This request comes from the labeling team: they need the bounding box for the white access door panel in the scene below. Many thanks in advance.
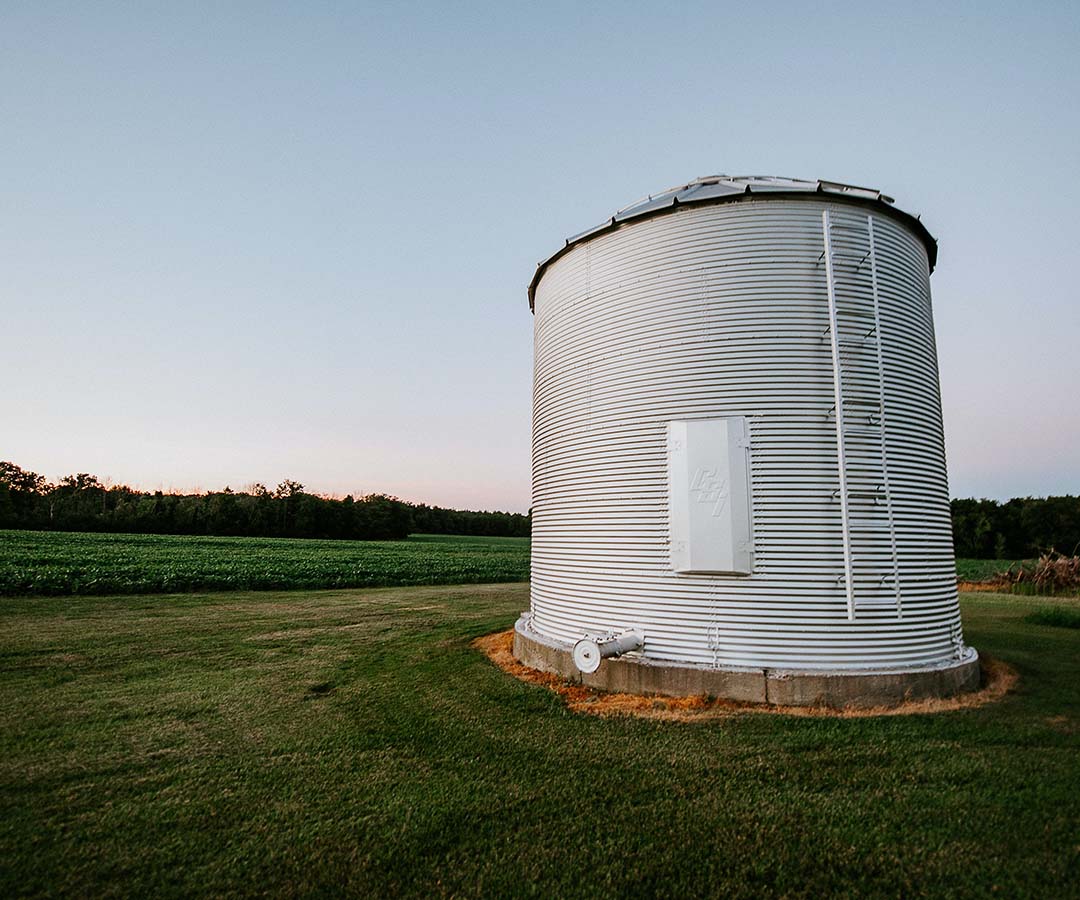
[668,418,753,575]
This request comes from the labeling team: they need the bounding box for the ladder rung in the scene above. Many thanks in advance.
[844,425,882,435]
[827,399,881,416]
[830,253,872,271]
[840,332,879,345]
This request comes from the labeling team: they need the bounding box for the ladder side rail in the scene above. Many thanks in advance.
[867,216,903,615]
[822,209,856,620]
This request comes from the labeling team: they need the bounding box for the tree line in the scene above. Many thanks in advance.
[0,462,529,542]
[950,496,1080,560]
[3,461,1076,557]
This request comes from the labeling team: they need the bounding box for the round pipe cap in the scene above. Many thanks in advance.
[572,638,601,674]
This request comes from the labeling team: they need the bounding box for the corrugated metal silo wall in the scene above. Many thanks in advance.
[529,198,963,670]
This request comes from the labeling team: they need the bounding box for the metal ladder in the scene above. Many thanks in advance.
[821,209,902,619]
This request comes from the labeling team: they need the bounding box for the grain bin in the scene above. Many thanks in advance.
[514,175,979,708]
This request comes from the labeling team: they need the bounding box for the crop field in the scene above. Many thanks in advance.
[0,530,530,596]
[954,557,1022,582]
[0,528,1029,599]
[1,584,1078,897]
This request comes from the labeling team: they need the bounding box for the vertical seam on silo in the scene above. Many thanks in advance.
[586,360,592,433]
[699,266,708,340]
[585,240,591,300]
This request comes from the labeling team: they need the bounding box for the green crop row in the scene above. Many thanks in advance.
[0,530,531,596]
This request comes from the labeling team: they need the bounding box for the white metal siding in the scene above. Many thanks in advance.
[529,198,964,671]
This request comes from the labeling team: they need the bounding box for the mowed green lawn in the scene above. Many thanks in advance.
[0,530,530,596]
[1,585,1078,897]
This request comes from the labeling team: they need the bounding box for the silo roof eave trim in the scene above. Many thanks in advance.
[527,180,938,311]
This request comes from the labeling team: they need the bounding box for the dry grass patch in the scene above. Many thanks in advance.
[960,551,1080,596]
[474,629,1016,720]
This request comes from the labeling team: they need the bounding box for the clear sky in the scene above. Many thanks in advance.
[3,1,1078,512]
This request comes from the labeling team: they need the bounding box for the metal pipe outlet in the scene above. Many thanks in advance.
[572,629,644,674]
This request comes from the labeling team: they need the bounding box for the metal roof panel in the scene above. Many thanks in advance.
[528,175,937,308]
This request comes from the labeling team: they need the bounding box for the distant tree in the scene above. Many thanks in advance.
[0,483,15,527]
[0,461,48,495]
[950,496,1080,559]
[0,460,531,541]
[207,491,242,535]
[274,480,304,534]
[274,480,304,498]
[0,462,50,526]
[58,473,104,492]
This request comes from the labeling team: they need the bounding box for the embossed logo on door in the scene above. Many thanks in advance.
[690,466,728,517]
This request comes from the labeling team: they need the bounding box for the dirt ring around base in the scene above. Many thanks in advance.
[473,629,1017,720]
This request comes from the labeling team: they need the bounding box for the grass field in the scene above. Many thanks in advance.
[0,530,530,596]
[2,584,1078,897]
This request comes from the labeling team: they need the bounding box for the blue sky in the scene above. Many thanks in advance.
[2,2,1078,512]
